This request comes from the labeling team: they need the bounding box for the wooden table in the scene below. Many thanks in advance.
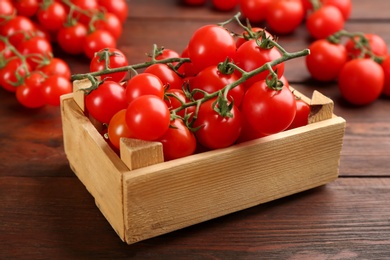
[1,0,390,258]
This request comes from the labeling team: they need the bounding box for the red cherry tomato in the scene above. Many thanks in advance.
[13,0,39,17]
[15,71,46,108]
[338,58,384,105]
[85,80,128,123]
[16,36,53,69]
[323,0,352,20]
[41,75,72,106]
[380,55,390,97]
[144,63,184,90]
[107,109,133,150]
[125,95,171,141]
[90,48,128,83]
[345,33,388,59]
[193,99,242,150]
[305,39,348,81]
[125,73,165,103]
[0,0,15,24]
[239,0,271,23]
[83,30,117,59]
[0,58,30,92]
[266,0,305,35]
[164,88,189,118]
[97,0,129,23]
[71,0,99,25]
[36,1,67,32]
[287,98,310,130]
[57,22,88,55]
[93,12,122,40]
[241,80,296,135]
[212,0,238,11]
[39,58,72,80]
[187,25,236,74]
[158,119,197,161]
[236,27,272,48]
[0,15,36,46]
[306,5,344,40]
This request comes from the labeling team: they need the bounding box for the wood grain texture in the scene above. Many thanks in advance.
[1,0,390,258]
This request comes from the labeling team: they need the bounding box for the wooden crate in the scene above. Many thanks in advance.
[60,79,346,244]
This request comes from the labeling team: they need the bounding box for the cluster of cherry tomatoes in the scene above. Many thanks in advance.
[0,0,128,108]
[80,23,310,161]
[306,32,390,106]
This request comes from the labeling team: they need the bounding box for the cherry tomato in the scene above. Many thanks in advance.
[345,33,388,59]
[178,46,197,78]
[164,88,189,117]
[236,27,272,48]
[236,114,266,143]
[188,25,236,74]
[380,55,390,97]
[71,0,99,25]
[97,0,129,23]
[0,40,14,60]
[158,119,197,161]
[41,75,72,106]
[16,36,53,69]
[239,0,271,23]
[125,73,165,103]
[193,99,242,150]
[306,5,344,40]
[90,48,128,83]
[144,63,184,90]
[36,1,67,32]
[212,0,238,11]
[235,39,284,89]
[0,15,36,46]
[287,98,310,130]
[107,109,133,150]
[83,29,117,59]
[189,65,245,107]
[57,22,88,55]
[338,58,384,105]
[241,80,296,135]
[0,0,15,24]
[13,0,39,17]
[15,71,46,108]
[39,58,72,80]
[154,48,180,61]
[0,58,30,92]
[305,39,348,81]
[323,0,352,20]
[266,0,305,34]
[85,80,128,123]
[93,12,122,40]
[125,95,171,141]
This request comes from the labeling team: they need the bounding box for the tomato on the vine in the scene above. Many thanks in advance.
[287,98,310,130]
[15,71,46,108]
[0,15,36,46]
[70,0,99,25]
[90,48,128,83]
[125,95,171,141]
[144,63,184,90]
[57,22,88,55]
[125,73,165,103]
[323,0,352,20]
[93,12,123,40]
[158,118,197,161]
[338,58,384,105]
[239,0,271,23]
[0,0,15,24]
[107,109,133,150]
[83,29,117,59]
[266,0,305,35]
[85,80,128,123]
[305,39,348,81]
[39,57,72,80]
[235,27,272,48]
[41,75,73,106]
[0,58,30,92]
[97,0,128,23]
[16,35,53,70]
[344,33,388,59]
[36,1,67,32]
[13,0,39,18]
[306,5,344,39]
[193,99,242,150]
[241,80,296,135]
[164,88,189,117]
[212,0,238,11]
[187,25,236,74]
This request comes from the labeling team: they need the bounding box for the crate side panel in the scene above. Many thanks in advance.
[61,97,127,240]
[123,117,346,244]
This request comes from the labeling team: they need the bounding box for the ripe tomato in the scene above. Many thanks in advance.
[15,71,46,108]
[323,0,352,20]
[236,27,272,48]
[345,33,388,59]
[164,88,189,117]
[0,15,36,46]
[154,48,180,61]
[39,58,72,80]
[57,22,88,55]
[266,0,305,34]
[305,39,348,81]
[83,29,117,59]
[189,65,245,107]
[97,0,128,23]
[158,119,197,161]
[107,109,133,150]
[90,48,128,83]
[144,63,184,90]
[212,0,238,11]
[235,39,284,89]
[0,58,30,92]
[338,58,384,105]
[239,0,271,23]
[306,5,344,39]
[36,1,67,32]
[41,75,72,106]
[125,73,165,103]
[241,80,296,135]
[0,0,15,24]
[380,55,390,97]
[125,95,171,141]
[85,80,128,123]
[71,0,99,25]
[16,36,53,69]
[0,40,14,60]
[93,12,122,40]
[13,0,39,17]
[193,99,242,150]
[287,98,310,130]
[187,25,236,74]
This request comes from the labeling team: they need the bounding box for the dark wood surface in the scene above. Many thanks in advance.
[1,0,390,259]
